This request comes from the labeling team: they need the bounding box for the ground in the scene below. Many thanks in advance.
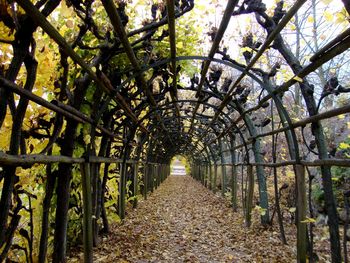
[69,175,302,262]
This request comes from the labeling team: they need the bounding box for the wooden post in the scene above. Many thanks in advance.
[231,140,238,211]
[209,164,212,190]
[157,164,161,187]
[154,164,158,189]
[90,162,98,246]
[201,164,204,184]
[80,162,93,263]
[205,164,208,187]
[220,139,227,197]
[159,164,162,183]
[197,165,199,180]
[232,164,238,211]
[163,164,166,181]
[296,164,307,263]
[154,164,158,188]
[221,164,226,197]
[157,164,160,187]
[118,162,127,219]
[133,162,138,208]
[150,164,154,193]
[213,164,218,193]
[245,165,254,227]
[160,164,163,183]
[166,164,168,179]
[143,164,148,200]
[241,164,245,215]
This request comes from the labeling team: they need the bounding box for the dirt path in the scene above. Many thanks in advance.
[70,175,295,262]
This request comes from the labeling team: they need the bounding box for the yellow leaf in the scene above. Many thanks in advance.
[60,1,73,18]
[254,205,267,216]
[84,134,91,145]
[338,114,345,119]
[289,207,296,213]
[59,24,68,35]
[286,170,294,178]
[339,142,350,150]
[301,217,316,223]
[336,8,348,24]
[324,10,333,22]
[241,46,253,52]
[176,42,183,49]
[293,76,303,82]
[0,22,14,41]
[307,16,314,23]
[321,0,333,4]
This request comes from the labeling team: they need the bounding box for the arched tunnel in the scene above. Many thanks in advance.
[0,0,350,262]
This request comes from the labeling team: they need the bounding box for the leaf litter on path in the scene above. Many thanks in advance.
[69,175,296,262]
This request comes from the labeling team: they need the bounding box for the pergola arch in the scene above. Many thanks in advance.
[135,100,250,163]
[0,0,349,262]
[114,55,300,164]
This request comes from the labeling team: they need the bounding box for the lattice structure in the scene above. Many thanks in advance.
[0,0,350,262]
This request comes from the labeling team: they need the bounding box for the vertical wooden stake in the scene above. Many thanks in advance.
[160,164,163,183]
[230,142,237,211]
[198,165,200,180]
[133,163,138,208]
[205,164,208,188]
[118,162,127,219]
[202,165,205,184]
[201,165,204,184]
[245,165,254,227]
[154,164,158,189]
[198,165,200,181]
[232,164,238,211]
[221,164,226,197]
[150,164,154,193]
[220,139,227,196]
[213,164,218,193]
[157,164,161,187]
[80,162,93,263]
[296,164,307,263]
[209,165,212,190]
[143,164,148,200]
